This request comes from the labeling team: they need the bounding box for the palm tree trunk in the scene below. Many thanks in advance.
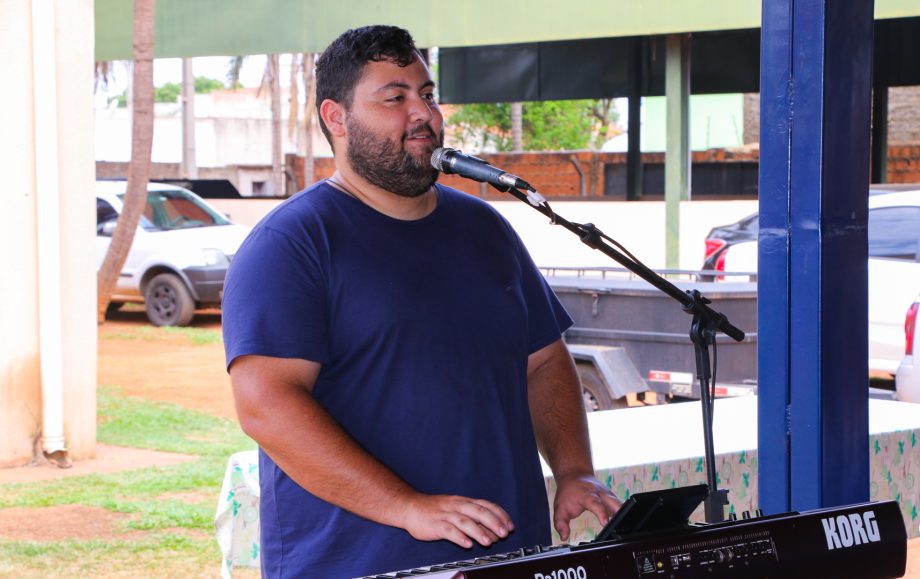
[269,54,283,195]
[302,52,315,187]
[96,0,156,324]
[511,102,523,151]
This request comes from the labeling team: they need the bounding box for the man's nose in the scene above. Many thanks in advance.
[409,95,434,123]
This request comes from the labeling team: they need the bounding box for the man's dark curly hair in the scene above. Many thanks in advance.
[315,25,422,147]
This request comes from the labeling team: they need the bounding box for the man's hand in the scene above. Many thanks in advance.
[400,494,515,549]
[552,473,622,542]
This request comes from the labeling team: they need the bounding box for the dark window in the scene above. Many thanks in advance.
[96,198,118,233]
[868,206,920,260]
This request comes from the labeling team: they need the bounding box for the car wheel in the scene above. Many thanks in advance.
[144,273,195,327]
[576,361,628,412]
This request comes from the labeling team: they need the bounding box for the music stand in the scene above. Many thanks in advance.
[595,484,710,542]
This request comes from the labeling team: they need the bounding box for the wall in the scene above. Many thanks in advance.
[889,87,920,144]
[291,149,763,199]
[208,194,758,271]
[888,145,920,182]
[94,98,333,169]
[102,142,920,208]
[743,86,920,149]
[1,0,97,466]
[97,161,276,198]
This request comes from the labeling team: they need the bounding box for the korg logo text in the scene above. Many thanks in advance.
[821,510,881,550]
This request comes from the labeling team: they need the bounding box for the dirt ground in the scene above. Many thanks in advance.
[0,309,234,545]
[98,308,237,420]
[2,309,920,576]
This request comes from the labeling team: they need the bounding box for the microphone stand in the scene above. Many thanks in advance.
[497,184,741,523]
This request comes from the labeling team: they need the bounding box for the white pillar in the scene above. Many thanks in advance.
[0,0,97,467]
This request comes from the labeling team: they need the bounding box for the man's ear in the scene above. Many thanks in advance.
[319,99,347,139]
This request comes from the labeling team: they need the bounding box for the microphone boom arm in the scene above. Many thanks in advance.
[498,183,742,523]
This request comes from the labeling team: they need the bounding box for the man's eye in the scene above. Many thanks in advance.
[423,93,436,102]
[386,95,405,103]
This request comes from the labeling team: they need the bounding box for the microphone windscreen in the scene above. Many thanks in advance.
[430,147,449,171]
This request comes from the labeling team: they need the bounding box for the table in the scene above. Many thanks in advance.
[215,396,920,574]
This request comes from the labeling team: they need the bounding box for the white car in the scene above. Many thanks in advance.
[96,180,251,326]
[710,189,920,376]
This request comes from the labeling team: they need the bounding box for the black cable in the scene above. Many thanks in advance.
[710,336,718,425]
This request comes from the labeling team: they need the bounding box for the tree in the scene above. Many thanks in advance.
[302,52,317,187]
[155,82,181,103]
[195,76,225,93]
[288,53,317,186]
[151,76,224,103]
[267,54,283,196]
[110,75,224,107]
[449,99,619,151]
[227,55,285,195]
[97,0,156,324]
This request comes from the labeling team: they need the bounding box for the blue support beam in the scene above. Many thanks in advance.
[758,0,874,514]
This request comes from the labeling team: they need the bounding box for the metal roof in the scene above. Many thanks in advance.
[94,0,920,60]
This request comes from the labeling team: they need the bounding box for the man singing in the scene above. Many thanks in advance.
[222,24,621,578]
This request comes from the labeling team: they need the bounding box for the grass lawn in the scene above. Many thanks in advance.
[0,387,257,578]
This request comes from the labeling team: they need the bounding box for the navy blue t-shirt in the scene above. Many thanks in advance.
[222,181,572,578]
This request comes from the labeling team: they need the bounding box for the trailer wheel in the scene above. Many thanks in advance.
[576,361,628,412]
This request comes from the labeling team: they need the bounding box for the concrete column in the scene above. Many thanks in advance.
[665,34,691,269]
[626,37,644,201]
[0,0,97,467]
[870,86,888,184]
[181,57,198,179]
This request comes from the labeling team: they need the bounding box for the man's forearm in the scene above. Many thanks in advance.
[230,355,514,549]
[241,377,419,529]
[527,340,622,540]
[527,339,595,478]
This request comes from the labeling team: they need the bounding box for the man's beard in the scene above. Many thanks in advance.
[345,116,443,198]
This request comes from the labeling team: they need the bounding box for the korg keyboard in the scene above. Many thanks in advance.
[360,499,907,579]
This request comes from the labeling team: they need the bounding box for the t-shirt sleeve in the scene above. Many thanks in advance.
[222,225,330,369]
[512,229,574,354]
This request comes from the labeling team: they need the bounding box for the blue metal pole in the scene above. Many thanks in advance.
[758,0,873,514]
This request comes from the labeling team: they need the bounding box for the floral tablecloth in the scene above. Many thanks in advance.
[215,403,920,574]
[215,450,260,578]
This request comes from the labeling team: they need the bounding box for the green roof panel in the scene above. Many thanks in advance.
[95,0,920,61]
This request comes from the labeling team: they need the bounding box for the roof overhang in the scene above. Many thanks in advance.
[94,0,920,60]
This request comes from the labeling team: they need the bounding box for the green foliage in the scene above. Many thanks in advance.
[151,76,227,103]
[450,103,512,151]
[449,99,619,151]
[194,76,225,94]
[111,76,225,108]
[155,82,182,103]
[522,100,595,151]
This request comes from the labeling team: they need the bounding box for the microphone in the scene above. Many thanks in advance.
[431,147,546,206]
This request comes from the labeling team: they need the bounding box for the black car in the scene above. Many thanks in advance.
[702,185,920,274]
